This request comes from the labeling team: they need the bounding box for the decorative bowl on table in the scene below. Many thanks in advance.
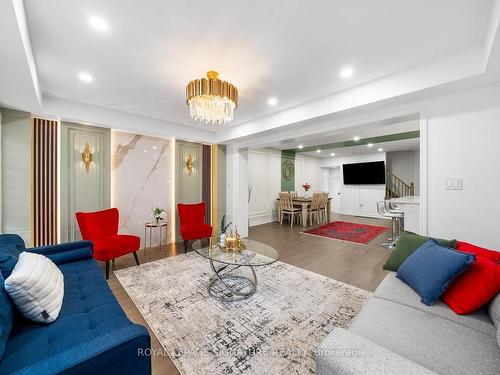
[222,231,246,252]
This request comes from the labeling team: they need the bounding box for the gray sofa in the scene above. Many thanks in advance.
[317,272,500,375]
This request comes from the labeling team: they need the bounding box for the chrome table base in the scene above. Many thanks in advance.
[208,260,257,302]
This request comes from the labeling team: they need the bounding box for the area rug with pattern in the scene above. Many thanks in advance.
[115,252,371,374]
[302,220,388,244]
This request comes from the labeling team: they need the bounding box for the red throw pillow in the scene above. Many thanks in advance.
[456,241,500,263]
[442,255,500,314]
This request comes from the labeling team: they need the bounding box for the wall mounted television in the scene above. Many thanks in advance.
[342,161,386,185]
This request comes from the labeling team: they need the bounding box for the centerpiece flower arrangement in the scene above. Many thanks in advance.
[302,182,311,196]
[152,207,166,224]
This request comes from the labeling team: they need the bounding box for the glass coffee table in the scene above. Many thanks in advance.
[193,237,280,302]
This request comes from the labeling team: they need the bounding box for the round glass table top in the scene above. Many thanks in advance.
[193,237,280,267]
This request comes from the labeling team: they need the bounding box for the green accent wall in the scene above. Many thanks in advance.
[281,150,295,192]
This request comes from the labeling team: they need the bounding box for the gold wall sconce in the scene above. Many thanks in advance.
[81,143,93,173]
[186,154,193,175]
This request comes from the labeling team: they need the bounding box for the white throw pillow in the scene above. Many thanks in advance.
[4,252,64,323]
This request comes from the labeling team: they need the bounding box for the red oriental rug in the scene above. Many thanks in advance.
[301,221,388,245]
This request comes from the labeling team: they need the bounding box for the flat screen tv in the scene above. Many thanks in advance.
[342,161,386,185]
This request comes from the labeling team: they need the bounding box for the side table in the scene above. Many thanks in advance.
[143,221,168,252]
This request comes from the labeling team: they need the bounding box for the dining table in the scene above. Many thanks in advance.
[276,196,332,226]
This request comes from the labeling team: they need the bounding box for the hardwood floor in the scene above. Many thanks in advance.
[106,213,392,375]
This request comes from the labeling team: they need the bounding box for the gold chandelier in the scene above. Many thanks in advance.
[186,71,238,125]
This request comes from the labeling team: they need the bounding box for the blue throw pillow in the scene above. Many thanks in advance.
[0,273,14,360]
[397,239,475,305]
[0,234,25,279]
[0,245,21,279]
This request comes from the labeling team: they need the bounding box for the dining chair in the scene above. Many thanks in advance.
[319,195,328,223]
[307,195,322,225]
[279,193,301,227]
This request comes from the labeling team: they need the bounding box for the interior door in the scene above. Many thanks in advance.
[330,167,341,212]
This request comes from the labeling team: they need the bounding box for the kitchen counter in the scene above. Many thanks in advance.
[390,196,420,233]
[390,196,420,205]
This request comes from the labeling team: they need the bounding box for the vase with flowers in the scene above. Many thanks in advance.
[302,182,311,197]
[152,207,166,225]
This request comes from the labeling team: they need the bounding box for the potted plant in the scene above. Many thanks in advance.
[152,207,166,224]
[302,182,311,197]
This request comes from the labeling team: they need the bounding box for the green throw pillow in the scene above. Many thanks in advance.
[383,231,457,272]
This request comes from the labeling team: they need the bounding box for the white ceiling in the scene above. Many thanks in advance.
[261,118,420,158]
[300,138,420,159]
[271,118,419,150]
[23,0,493,131]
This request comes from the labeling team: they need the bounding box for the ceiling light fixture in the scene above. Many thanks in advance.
[267,97,278,106]
[353,136,360,141]
[316,149,321,153]
[298,145,304,149]
[186,71,238,125]
[89,16,108,32]
[78,72,94,83]
[378,148,383,152]
[339,67,354,79]
[330,153,335,156]
[367,143,373,147]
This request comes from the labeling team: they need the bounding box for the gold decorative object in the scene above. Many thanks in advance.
[223,229,246,252]
[186,154,193,175]
[186,71,238,125]
[81,143,93,173]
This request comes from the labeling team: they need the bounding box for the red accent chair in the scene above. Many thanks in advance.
[75,208,140,279]
[178,202,213,253]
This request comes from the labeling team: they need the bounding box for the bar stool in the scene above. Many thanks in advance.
[384,201,404,237]
[376,201,403,249]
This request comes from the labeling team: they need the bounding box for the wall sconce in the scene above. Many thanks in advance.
[186,154,193,175]
[81,143,93,173]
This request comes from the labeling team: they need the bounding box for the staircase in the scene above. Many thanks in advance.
[386,172,414,199]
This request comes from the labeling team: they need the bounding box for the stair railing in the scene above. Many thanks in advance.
[386,172,414,199]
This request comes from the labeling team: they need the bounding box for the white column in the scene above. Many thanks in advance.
[226,145,249,237]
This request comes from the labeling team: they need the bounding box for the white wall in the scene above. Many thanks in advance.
[426,82,500,249]
[386,150,420,194]
[247,150,321,226]
[295,154,321,194]
[226,145,249,236]
[1,109,32,245]
[321,153,387,218]
[248,149,281,226]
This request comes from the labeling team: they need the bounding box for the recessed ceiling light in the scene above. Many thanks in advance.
[143,150,148,153]
[298,145,304,149]
[330,153,335,156]
[367,143,373,147]
[78,72,94,83]
[339,67,354,79]
[378,148,383,152]
[353,136,360,141]
[267,97,278,106]
[316,149,321,153]
[89,16,108,32]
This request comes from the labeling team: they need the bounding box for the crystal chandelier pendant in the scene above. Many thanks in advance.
[186,71,238,125]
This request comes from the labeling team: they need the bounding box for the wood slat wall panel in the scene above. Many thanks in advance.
[33,118,58,246]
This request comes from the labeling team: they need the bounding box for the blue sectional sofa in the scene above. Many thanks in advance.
[0,234,151,375]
